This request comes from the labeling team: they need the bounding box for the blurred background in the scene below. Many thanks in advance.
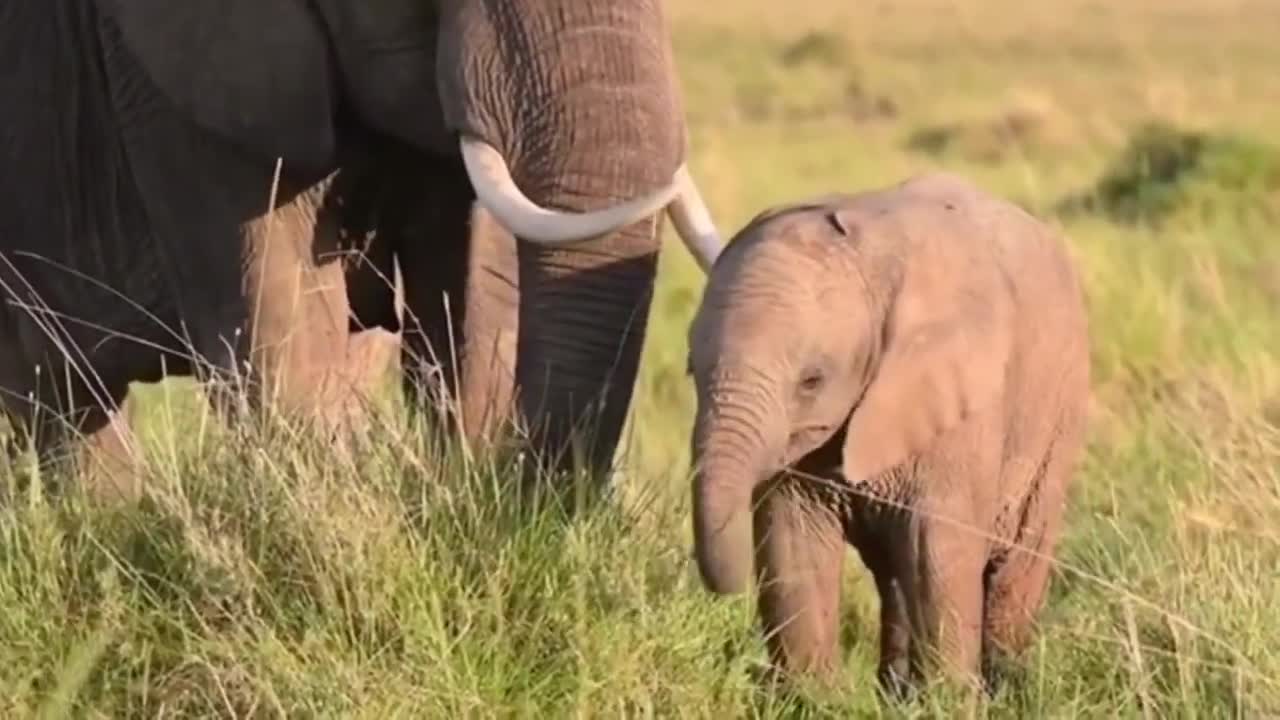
[9,0,1280,714]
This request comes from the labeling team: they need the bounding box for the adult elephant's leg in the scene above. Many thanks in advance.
[513,217,660,482]
[75,395,142,501]
[238,171,370,432]
[398,157,518,447]
[6,372,141,504]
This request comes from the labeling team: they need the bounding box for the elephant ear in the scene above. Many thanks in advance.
[100,0,337,172]
[841,268,1013,484]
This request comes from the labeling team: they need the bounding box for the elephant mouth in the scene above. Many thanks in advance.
[458,135,723,270]
[786,423,837,460]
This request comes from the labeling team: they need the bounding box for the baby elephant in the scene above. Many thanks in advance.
[687,172,1090,691]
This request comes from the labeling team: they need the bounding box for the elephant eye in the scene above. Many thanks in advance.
[798,369,824,393]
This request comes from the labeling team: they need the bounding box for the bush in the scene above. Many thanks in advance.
[1060,122,1280,225]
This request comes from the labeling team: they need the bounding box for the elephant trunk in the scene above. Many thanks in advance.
[437,0,720,243]
[691,393,785,594]
[439,0,722,266]
[437,0,721,476]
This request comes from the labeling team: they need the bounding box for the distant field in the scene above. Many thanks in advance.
[4,1,1280,715]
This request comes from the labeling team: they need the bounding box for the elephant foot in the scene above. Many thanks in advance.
[328,327,401,430]
[1,399,145,507]
[75,401,145,506]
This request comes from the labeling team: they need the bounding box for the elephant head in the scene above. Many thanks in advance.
[101,0,721,473]
[686,192,1011,593]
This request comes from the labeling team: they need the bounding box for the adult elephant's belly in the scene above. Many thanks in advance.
[0,0,217,415]
[0,232,191,412]
[0,0,369,444]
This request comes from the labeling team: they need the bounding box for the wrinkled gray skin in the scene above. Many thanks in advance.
[687,173,1090,691]
[1,0,702,496]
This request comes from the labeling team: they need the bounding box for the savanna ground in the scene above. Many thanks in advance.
[4,0,1280,716]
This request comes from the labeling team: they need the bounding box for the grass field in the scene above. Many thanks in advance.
[5,0,1280,715]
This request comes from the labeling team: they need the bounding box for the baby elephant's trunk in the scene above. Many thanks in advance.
[691,398,784,594]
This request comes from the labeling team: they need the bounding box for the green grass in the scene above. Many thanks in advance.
[1055,121,1280,226]
[6,0,1280,715]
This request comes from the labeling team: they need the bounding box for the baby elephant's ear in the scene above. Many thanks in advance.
[842,288,1012,484]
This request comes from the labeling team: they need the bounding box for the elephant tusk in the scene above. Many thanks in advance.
[460,136,681,245]
[665,166,723,273]
[460,137,725,266]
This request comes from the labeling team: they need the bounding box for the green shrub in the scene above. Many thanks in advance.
[1061,122,1280,224]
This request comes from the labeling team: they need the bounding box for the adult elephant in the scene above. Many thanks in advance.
[0,0,721,497]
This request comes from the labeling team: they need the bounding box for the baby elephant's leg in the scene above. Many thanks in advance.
[984,427,1081,677]
[753,476,846,679]
[849,524,913,694]
[982,531,1057,682]
[984,486,1068,663]
[906,506,988,688]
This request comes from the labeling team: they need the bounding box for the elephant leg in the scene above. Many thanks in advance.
[849,520,913,694]
[983,488,1069,671]
[904,508,988,689]
[3,375,140,504]
[981,542,1055,684]
[398,157,518,447]
[513,218,660,482]
[985,421,1081,665]
[238,171,368,432]
[753,476,846,680]
[874,567,913,695]
[74,395,142,502]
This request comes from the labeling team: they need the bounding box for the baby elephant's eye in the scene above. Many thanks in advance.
[798,370,824,393]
